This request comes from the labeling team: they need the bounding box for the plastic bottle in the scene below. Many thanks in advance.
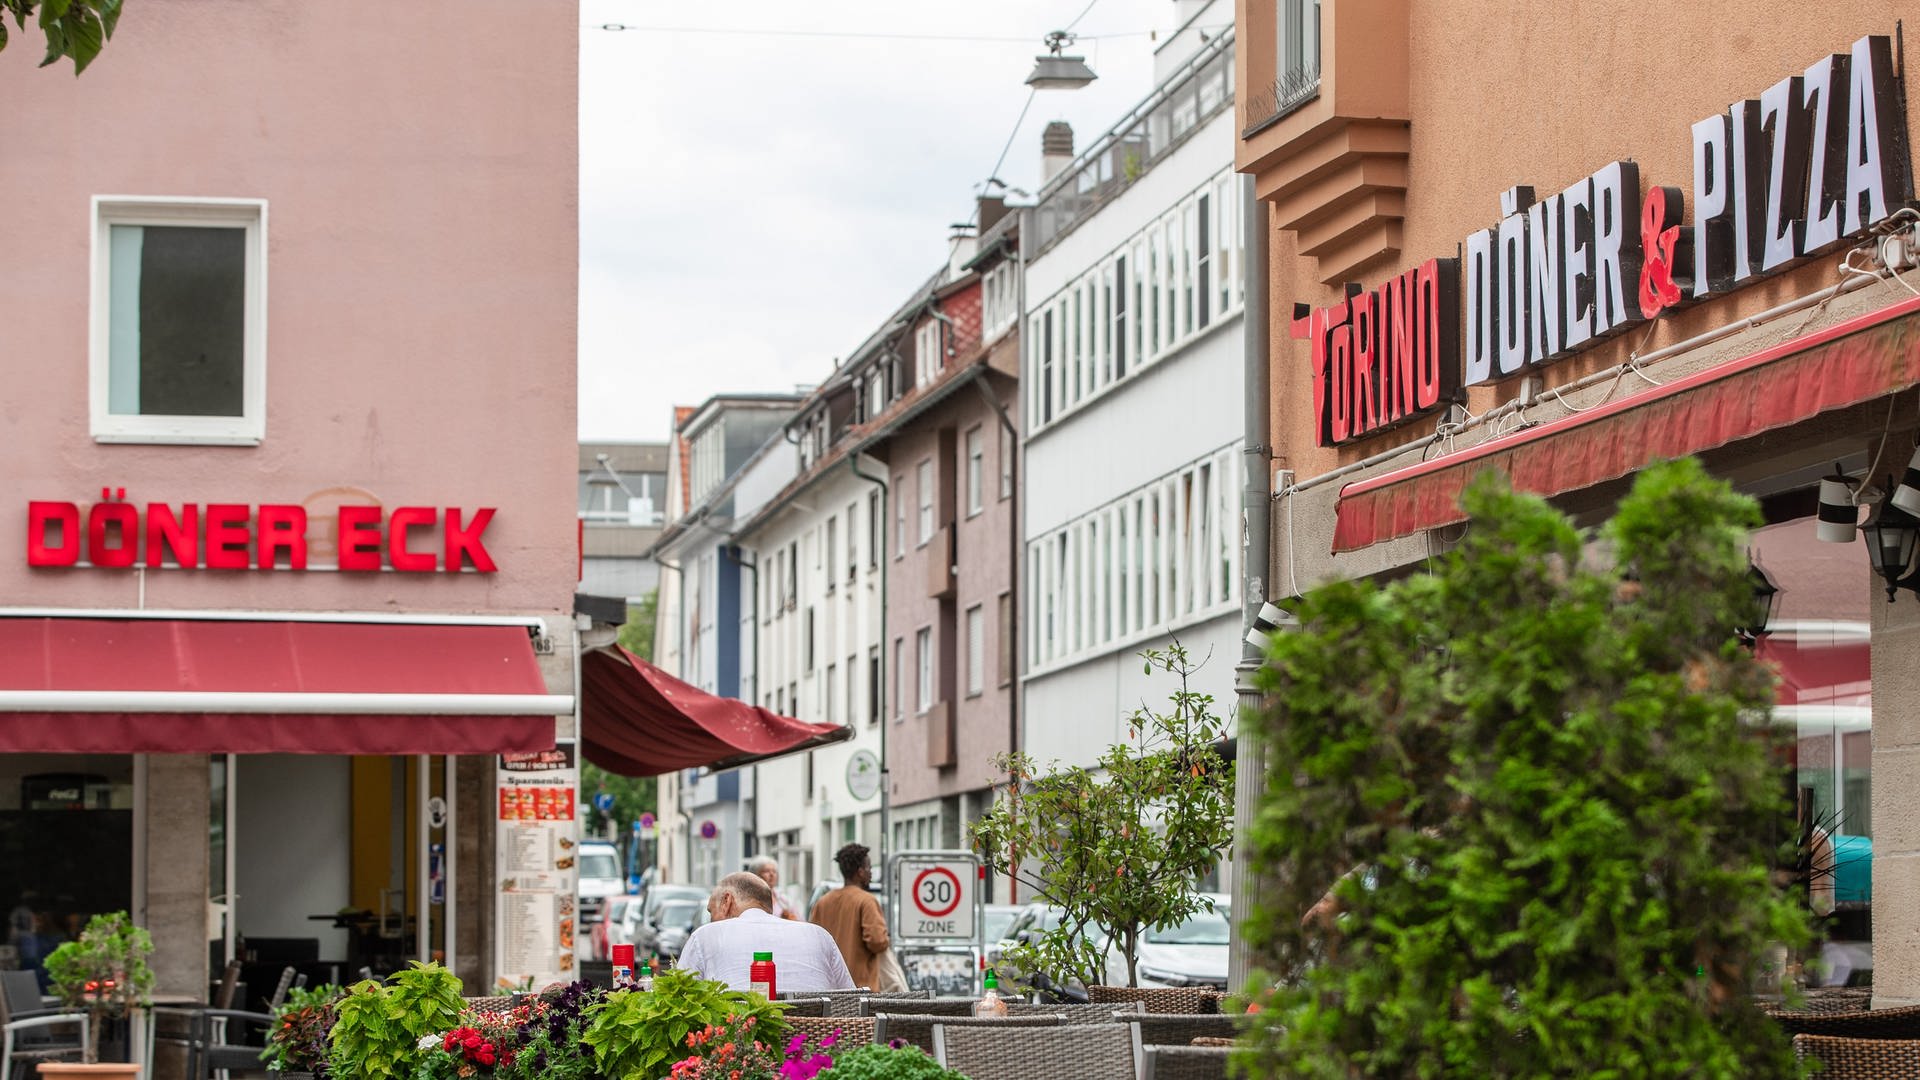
[974,968,1008,1017]
[749,951,777,1000]
[610,943,635,990]
[636,956,654,992]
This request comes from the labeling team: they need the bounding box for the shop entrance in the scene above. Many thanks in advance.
[211,753,457,1005]
[0,753,135,989]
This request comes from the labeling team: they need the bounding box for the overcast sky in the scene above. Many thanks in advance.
[577,0,1214,442]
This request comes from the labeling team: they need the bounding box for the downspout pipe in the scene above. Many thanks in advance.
[847,454,892,853]
[1228,173,1272,991]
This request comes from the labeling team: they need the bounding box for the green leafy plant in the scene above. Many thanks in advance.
[260,982,344,1075]
[42,910,154,1063]
[819,1043,968,1080]
[0,0,122,74]
[327,962,464,1080]
[1241,459,1811,1078]
[579,968,785,1080]
[970,642,1233,990]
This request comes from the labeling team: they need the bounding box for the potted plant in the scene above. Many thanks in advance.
[579,968,786,1080]
[260,983,343,1079]
[325,962,463,1080]
[39,911,154,1078]
[816,1042,970,1080]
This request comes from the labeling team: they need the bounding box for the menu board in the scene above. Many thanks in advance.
[494,744,578,990]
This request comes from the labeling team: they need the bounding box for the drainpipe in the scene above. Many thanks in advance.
[731,545,760,860]
[1228,173,1272,991]
[847,454,892,854]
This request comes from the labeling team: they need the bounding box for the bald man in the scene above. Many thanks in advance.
[676,872,854,993]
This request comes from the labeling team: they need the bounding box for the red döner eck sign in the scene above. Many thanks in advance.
[27,491,498,572]
[1298,32,1912,447]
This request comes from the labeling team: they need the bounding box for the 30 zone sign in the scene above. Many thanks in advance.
[901,859,973,941]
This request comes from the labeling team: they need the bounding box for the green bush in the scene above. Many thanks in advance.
[327,962,463,1080]
[820,1043,969,1080]
[578,967,785,1080]
[1242,459,1811,1078]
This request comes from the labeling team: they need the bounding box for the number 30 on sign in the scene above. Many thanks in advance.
[903,860,973,940]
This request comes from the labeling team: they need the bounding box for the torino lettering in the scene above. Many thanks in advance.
[26,492,497,572]
[1291,257,1460,447]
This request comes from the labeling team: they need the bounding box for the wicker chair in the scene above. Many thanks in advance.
[1793,1034,1920,1078]
[1767,1002,1920,1039]
[1086,986,1219,1014]
[463,995,514,1013]
[1761,986,1875,1015]
[876,1012,1065,1055]
[1142,1045,1234,1080]
[858,997,981,1018]
[1007,1001,1145,1021]
[934,1021,1138,1080]
[1131,1014,1239,1047]
[786,1015,876,1049]
[781,997,831,1018]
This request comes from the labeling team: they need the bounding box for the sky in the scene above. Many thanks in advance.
[577,0,1217,442]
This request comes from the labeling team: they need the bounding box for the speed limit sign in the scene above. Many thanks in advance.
[891,852,978,943]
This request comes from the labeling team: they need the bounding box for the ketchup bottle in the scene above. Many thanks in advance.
[610,943,636,990]
[749,951,777,1000]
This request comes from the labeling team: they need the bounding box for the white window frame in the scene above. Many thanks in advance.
[965,426,984,517]
[91,196,269,445]
[917,459,934,545]
[916,626,934,713]
[894,475,906,558]
[999,423,1014,500]
[915,320,943,388]
[965,604,985,697]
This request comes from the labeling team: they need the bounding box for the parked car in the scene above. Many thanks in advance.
[652,898,710,959]
[982,904,1023,950]
[577,840,626,940]
[984,902,1078,1000]
[592,895,637,961]
[629,884,707,961]
[1100,895,1231,990]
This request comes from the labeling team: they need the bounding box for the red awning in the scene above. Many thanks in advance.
[0,616,565,754]
[1333,294,1920,553]
[580,644,852,776]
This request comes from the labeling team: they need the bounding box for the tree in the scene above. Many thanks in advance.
[2,0,123,74]
[617,589,657,661]
[1241,459,1810,1078]
[970,642,1233,990]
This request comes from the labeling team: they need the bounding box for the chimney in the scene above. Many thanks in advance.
[948,223,979,280]
[1042,121,1075,184]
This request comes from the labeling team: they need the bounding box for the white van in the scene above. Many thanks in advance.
[577,840,626,958]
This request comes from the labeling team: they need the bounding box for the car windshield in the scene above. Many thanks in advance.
[984,908,1019,943]
[659,901,702,927]
[1145,908,1230,946]
[580,853,620,880]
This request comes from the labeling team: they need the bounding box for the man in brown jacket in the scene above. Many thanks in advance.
[809,843,889,990]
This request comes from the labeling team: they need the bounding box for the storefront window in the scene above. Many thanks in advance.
[1753,518,1871,986]
[0,754,134,988]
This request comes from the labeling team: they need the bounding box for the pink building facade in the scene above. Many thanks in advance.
[0,2,578,1005]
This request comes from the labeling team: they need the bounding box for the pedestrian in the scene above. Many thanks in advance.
[746,855,798,920]
[677,872,854,993]
[809,843,890,991]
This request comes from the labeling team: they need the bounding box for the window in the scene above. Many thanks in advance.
[789,681,798,719]
[966,604,985,696]
[892,637,904,720]
[825,663,837,724]
[1275,0,1322,111]
[804,607,816,668]
[869,491,882,568]
[917,460,934,545]
[868,646,881,726]
[868,367,887,418]
[825,516,838,594]
[916,627,934,712]
[894,475,906,558]
[965,427,984,517]
[998,591,1014,686]
[846,658,857,729]
[847,502,860,582]
[999,424,1014,499]
[92,198,267,445]
[915,320,943,388]
[983,262,1017,335]
[786,542,798,607]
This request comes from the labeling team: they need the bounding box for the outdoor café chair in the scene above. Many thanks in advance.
[1142,1045,1234,1080]
[934,1021,1138,1080]
[858,996,979,1018]
[781,997,832,1018]
[876,1011,1065,1054]
[1086,985,1219,1015]
[1793,1034,1920,1078]
[1767,1001,1920,1039]
[1006,1001,1143,1021]
[786,1015,876,1049]
[0,970,88,1080]
[1131,1013,1239,1047]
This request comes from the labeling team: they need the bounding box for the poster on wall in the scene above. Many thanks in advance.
[494,743,578,990]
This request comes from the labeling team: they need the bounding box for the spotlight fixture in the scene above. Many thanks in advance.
[1245,601,1296,651]
[1892,446,1920,515]
[1816,471,1857,543]
[1026,30,1098,90]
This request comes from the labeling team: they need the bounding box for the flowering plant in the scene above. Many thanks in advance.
[667,1014,839,1080]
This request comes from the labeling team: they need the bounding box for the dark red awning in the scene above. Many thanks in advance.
[1334,294,1920,553]
[0,617,565,754]
[580,644,851,776]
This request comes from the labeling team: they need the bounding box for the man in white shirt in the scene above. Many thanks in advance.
[677,872,855,993]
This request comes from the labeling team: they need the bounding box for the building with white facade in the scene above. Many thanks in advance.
[1020,4,1245,772]
[578,440,667,605]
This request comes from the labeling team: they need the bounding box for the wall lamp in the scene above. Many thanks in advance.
[1817,462,1920,602]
